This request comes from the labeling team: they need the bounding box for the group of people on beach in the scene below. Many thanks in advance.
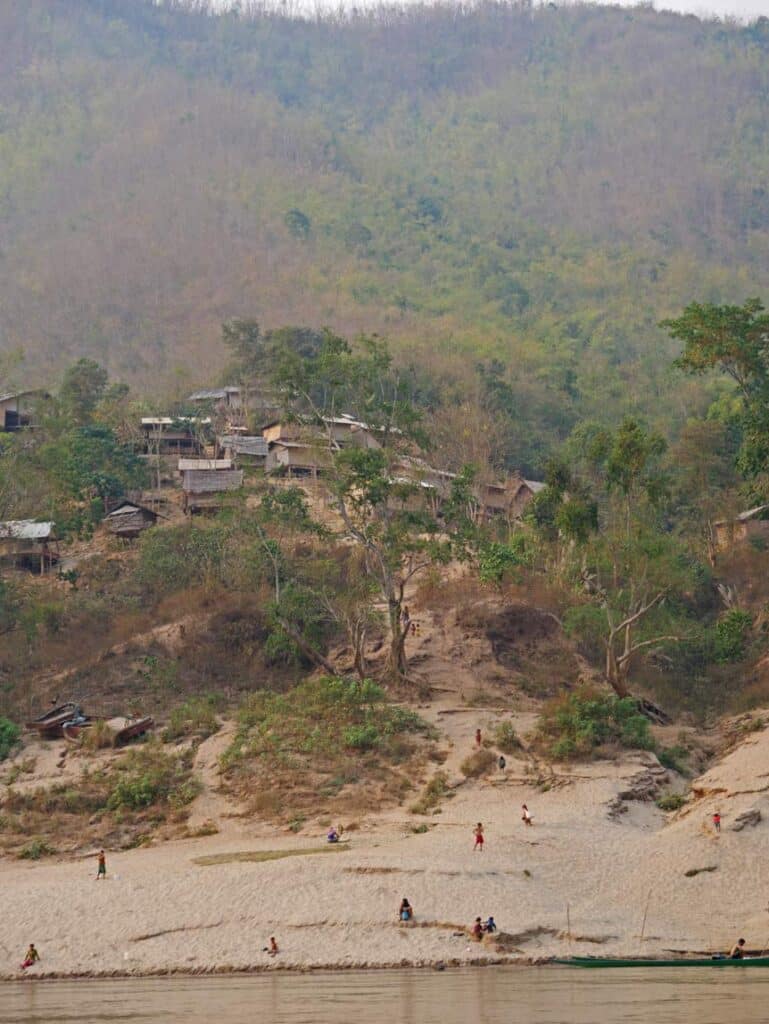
[399,898,496,941]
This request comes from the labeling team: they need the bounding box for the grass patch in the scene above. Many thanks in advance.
[536,686,654,761]
[221,677,432,822]
[162,694,224,743]
[657,792,687,811]
[410,771,450,815]
[460,748,497,778]
[18,837,57,860]
[493,720,520,753]
[193,846,350,866]
[2,744,201,855]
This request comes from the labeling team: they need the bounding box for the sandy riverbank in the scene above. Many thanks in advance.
[3,718,769,980]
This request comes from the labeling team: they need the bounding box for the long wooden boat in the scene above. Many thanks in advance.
[26,703,88,739]
[556,956,769,968]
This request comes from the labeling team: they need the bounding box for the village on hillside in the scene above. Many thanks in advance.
[0,384,545,573]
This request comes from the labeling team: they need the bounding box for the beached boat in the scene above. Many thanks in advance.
[556,956,769,968]
[26,702,89,739]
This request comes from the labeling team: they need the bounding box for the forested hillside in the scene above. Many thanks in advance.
[1,0,768,466]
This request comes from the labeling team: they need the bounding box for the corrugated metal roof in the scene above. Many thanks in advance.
[182,469,243,494]
[0,389,48,404]
[178,458,233,471]
[141,417,211,427]
[0,520,54,540]
[188,387,240,402]
[219,435,268,457]
[524,479,546,493]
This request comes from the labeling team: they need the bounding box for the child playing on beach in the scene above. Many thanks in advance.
[475,728,482,747]
[713,812,721,834]
[522,804,533,826]
[95,849,106,879]
[20,944,39,970]
[399,898,413,922]
[471,918,484,941]
[473,822,484,851]
[484,916,497,934]
[327,827,339,843]
[266,937,279,956]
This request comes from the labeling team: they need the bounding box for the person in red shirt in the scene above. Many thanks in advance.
[713,812,721,834]
[473,822,484,851]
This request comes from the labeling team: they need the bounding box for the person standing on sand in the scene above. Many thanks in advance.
[713,812,721,834]
[95,849,106,879]
[475,728,482,748]
[498,755,506,772]
[265,937,279,956]
[471,917,484,941]
[522,804,533,826]
[20,944,40,970]
[473,822,484,851]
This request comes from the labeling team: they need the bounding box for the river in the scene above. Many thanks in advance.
[3,966,769,1024]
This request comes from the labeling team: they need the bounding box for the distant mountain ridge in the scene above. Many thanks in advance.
[0,0,767,450]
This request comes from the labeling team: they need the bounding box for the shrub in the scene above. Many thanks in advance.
[0,717,20,761]
[714,609,753,663]
[657,792,687,811]
[410,771,449,815]
[107,746,200,811]
[222,677,432,820]
[493,720,520,753]
[658,745,689,774]
[162,695,223,742]
[478,537,530,585]
[79,720,115,751]
[460,748,497,778]
[537,686,654,761]
[18,838,56,860]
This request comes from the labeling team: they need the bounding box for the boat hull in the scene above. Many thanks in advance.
[556,956,769,968]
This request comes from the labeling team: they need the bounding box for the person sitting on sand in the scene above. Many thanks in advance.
[471,918,484,941]
[473,822,484,851]
[327,827,339,843]
[266,937,279,956]
[730,938,746,960]
[399,898,413,922]
[521,804,533,826]
[484,916,497,934]
[20,944,40,970]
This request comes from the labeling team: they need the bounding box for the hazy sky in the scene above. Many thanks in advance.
[604,0,768,17]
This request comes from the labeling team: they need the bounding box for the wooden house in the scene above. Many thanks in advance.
[187,386,242,411]
[103,501,161,539]
[0,389,49,432]
[0,521,58,572]
[265,440,331,479]
[218,435,268,466]
[714,505,769,551]
[177,458,233,473]
[182,468,244,513]
[140,417,210,455]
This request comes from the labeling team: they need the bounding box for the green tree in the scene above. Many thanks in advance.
[60,359,109,425]
[664,299,769,479]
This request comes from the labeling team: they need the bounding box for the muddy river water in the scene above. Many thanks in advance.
[3,966,769,1024]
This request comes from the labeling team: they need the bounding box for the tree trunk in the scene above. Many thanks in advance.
[276,617,337,675]
[385,597,408,681]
